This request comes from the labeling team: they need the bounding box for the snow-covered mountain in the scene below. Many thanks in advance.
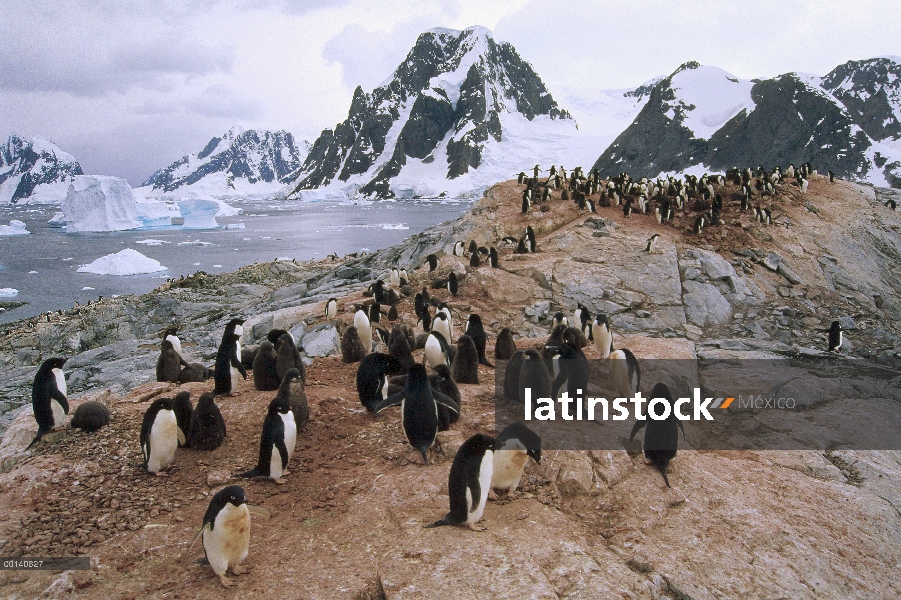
[140,127,307,198]
[0,135,84,204]
[285,26,579,200]
[592,58,901,187]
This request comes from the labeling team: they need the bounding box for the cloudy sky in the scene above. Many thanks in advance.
[2,0,898,185]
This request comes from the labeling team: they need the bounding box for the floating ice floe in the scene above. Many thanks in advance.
[0,288,20,297]
[77,248,167,275]
[0,220,30,235]
[178,240,213,246]
[222,223,245,230]
[62,176,140,233]
[81,286,94,290]
[178,198,220,228]
[135,239,170,246]
[47,212,66,227]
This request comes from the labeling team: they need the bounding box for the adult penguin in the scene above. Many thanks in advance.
[465,314,493,367]
[357,353,404,412]
[354,306,373,355]
[374,364,460,464]
[189,392,227,451]
[491,423,541,499]
[426,253,439,272]
[610,348,641,399]
[252,339,280,391]
[488,247,499,268]
[387,363,461,430]
[629,383,685,487]
[324,297,338,321]
[592,314,613,359]
[277,368,308,432]
[157,339,188,383]
[27,357,69,449]
[140,397,178,475]
[188,485,270,588]
[275,332,305,384]
[214,333,247,396]
[238,397,290,484]
[425,433,495,530]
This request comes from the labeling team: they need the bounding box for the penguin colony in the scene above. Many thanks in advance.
[23,159,844,586]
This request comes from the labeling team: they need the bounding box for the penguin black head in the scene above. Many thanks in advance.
[162,325,178,338]
[648,383,674,414]
[227,318,245,327]
[40,357,67,373]
[496,422,542,464]
[269,395,290,415]
[204,485,248,527]
[467,314,483,328]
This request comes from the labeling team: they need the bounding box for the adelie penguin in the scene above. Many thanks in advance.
[610,348,641,399]
[491,423,541,500]
[357,353,404,412]
[354,306,373,355]
[27,357,69,449]
[644,234,660,254]
[187,485,270,588]
[488,247,499,268]
[426,253,439,272]
[189,392,227,451]
[451,334,480,384]
[424,329,452,370]
[453,241,465,256]
[494,327,516,361]
[141,397,178,476]
[425,433,495,531]
[374,364,460,465]
[464,314,493,367]
[161,325,182,358]
[324,297,338,321]
[239,397,291,484]
[592,314,613,359]
[156,339,188,383]
[551,312,568,330]
[447,272,459,296]
[252,339,280,391]
[172,391,193,448]
[214,319,247,396]
[629,383,685,488]
[828,320,843,352]
[70,401,110,434]
[279,368,309,432]
[469,251,481,268]
[518,349,551,404]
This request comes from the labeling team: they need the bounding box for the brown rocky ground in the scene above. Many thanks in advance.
[0,175,900,598]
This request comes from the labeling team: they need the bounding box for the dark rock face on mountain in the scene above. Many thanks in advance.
[822,57,901,142]
[707,74,872,178]
[0,136,84,203]
[142,128,305,192]
[288,26,571,198]
[592,58,901,188]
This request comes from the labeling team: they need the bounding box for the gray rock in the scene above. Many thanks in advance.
[289,321,308,346]
[839,316,856,330]
[684,267,701,280]
[682,280,733,327]
[762,252,782,271]
[301,325,340,357]
[335,266,370,280]
[778,262,805,285]
[525,300,551,320]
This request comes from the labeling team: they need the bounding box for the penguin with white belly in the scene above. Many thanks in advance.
[27,357,69,449]
[238,397,290,484]
[491,423,541,500]
[425,433,496,530]
[140,397,178,476]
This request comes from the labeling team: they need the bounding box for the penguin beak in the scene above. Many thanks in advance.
[247,505,271,518]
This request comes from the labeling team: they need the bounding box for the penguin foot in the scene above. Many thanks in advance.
[282,469,290,476]
[218,575,233,588]
[231,564,250,576]
[154,471,169,477]
[467,522,488,532]
[488,490,500,501]
[274,477,287,485]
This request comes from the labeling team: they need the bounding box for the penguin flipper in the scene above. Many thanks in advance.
[51,389,69,414]
[629,420,645,443]
[276,439,289,470]
[466,463,482,514]
[25,429,47,450]
[658,462,671,488]
[373,390,405,415]
[432,391,460,416]
[230,355,248,379]
[478,356,495,368]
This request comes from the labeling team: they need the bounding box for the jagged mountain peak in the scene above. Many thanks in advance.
[141,128,306,195]
[821,56,901,141]
[0,135,83,204]
[288,25,572,199]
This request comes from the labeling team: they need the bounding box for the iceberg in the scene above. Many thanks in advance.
[77,248,167,275]
[0,288,19,297]
[62,176,140,233]
[134,198,175,228]
[178,198,219,228]
[0,220,30,235]
[47,212,66,227]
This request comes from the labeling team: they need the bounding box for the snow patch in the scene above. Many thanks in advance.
[77,248,167,275]
[668,66,755,140]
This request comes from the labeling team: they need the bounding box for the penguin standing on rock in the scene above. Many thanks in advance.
[140,397,178,476]
[324,298,338,321]
[425,433,495,530]
[592,314,613,359]
[341,325,368,363]
[629,383,685,488]
[189,392,227,451]
[188,485,270,588]
[427,254,439,272]
[239,397,290,484]
[489,247,499,268]
[828,320,844,352]
[374,364,460,465]
[491,423,541,499]
[27,357,69,449]
[451,334,480,384]
[162,326,182,358]
[214,319,247,396]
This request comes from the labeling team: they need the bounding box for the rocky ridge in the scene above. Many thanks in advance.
[0,174,900,598]
[0,136,84,204]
